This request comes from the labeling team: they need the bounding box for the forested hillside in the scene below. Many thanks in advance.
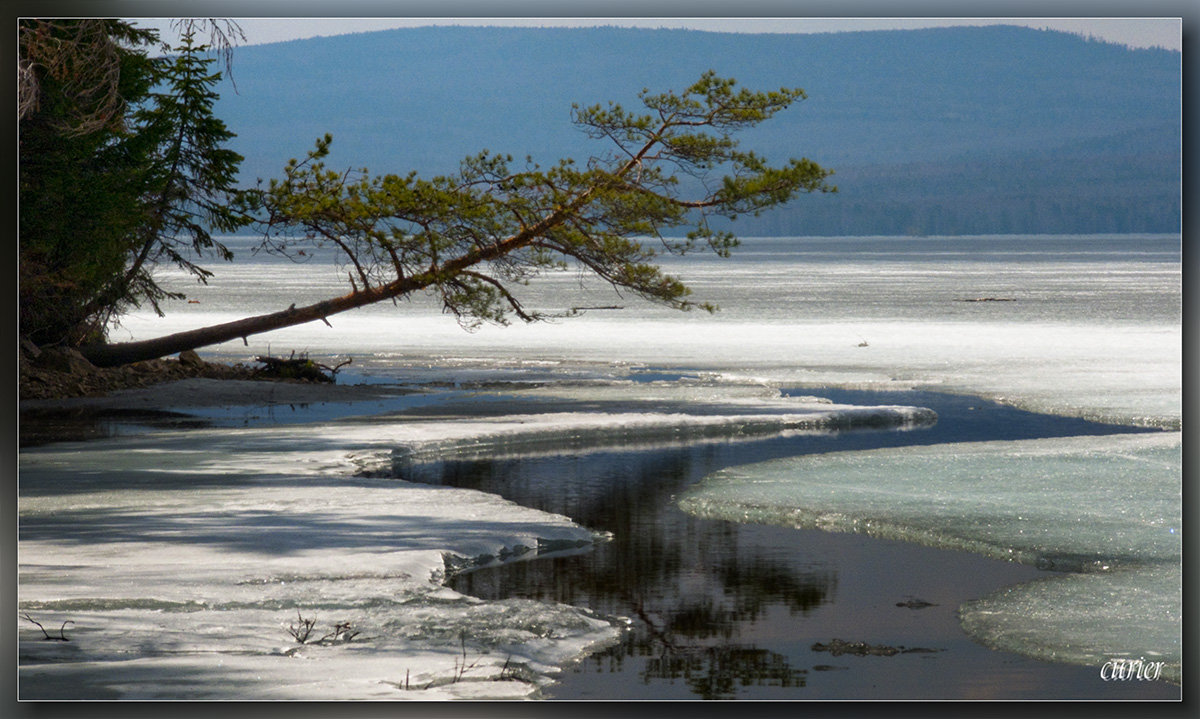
[210,25,1180,236]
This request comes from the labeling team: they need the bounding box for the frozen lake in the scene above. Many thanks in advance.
[19,234,1182,700]
[109,234,1182,427]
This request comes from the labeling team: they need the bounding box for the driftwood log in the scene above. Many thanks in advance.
[254,352,352,383]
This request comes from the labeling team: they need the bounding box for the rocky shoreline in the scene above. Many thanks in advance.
[18,341,405,448]
[19,340,267,402]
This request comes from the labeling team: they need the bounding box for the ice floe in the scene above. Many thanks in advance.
[678,432,1182,681]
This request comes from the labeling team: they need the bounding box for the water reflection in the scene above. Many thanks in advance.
[442,443,835,698]
[18,408,210,447]
[644,645,807,700]
[420,390,1175,700]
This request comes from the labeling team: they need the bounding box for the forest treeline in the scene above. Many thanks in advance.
[727,146,1181,236]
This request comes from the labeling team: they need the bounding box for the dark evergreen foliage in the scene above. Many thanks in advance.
[19,22,1180,365]
[80,72,833,366]
[19,20,247,346]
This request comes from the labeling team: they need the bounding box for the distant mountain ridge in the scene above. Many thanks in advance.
[213,25,1181,235]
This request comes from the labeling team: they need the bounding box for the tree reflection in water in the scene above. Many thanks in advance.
[428,387,1172,700]
[644,646,806,700]
[438,438,837,699]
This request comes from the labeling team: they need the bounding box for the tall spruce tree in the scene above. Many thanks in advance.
[83,30,247,332]
[19,19,159,345]
[19,20,246,346]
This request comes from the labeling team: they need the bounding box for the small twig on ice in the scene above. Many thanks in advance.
[319,620,360,644]
[21,612,72,641]
[287,611,317,644]
[287,613,361,645]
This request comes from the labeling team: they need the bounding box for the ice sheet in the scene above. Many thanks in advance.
[18,428,619,700]
[677,432,1182,680]
[118,234,1181,429]
[26,235,1180,697]
[18,383,936,700]
[387,406,937,470]
[960,564,1182,684]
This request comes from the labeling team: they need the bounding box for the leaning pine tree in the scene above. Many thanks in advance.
[80,72,836,367]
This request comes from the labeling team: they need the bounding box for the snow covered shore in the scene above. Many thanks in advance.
[19,379,931,699]
[18,410,613,699]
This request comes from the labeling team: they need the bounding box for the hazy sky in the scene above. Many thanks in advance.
[135,17,1182,52]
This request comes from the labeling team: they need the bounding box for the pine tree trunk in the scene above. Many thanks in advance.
[77,204,573,368]
[77,278,414,367]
